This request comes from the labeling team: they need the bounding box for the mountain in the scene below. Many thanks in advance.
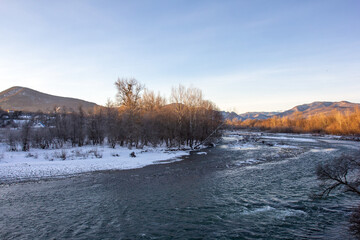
[221,111,242,121]
[238,112,279,120]
[277,101,360,118]
[2,86,358,119]
[222,101,360,121]
[0,86,98,112]
[221,111,278,121]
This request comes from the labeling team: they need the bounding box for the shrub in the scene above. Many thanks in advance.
[89,148,103,158]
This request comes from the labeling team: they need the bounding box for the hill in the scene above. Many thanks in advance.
[0,86,98,112]
[277,101,360,118]
[238,111,279,120]
[221,111,278,121]
[222,101,360,121]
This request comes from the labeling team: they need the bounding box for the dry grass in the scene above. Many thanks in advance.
[227,108,360,135]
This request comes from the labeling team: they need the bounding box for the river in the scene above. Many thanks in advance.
[1,131,359,239]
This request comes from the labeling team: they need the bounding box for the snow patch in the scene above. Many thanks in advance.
[261,136,317,143]
[234,158,261,166]
[0,144,190,183]
[310,148,337,153]
[196,152,207,155]
[274,144,299,149]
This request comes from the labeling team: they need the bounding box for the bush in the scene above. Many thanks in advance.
[89,148,102,158]
[53,150,67,160]
[228,108,360,135]
[7,130,18,151]
[25,153,38,159]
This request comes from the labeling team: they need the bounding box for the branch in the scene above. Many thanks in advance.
[316,154,360,197]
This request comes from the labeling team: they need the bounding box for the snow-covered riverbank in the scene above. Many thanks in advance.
[0,144,190,183]
[1,130,358,184]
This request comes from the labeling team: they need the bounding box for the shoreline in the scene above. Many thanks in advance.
[225,128,360,141]
[1,130,358,184]
[0,144,192,184]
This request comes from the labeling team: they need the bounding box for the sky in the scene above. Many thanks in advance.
[0,0,359,113]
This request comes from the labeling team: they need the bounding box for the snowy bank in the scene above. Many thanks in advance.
[0,144,190,183]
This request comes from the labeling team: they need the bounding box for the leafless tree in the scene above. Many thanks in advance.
[170,85,223,148]
[4,80,223,153]
[69,107,86,147]
[6,129,18,151]
[105,99,119,148]
[316,155,360,197]
[87,108,105,145]
[316,154,360,239]
[114,78,145,148]
[20,119,32,151]
[115,78,144,109]
[32,127,52,149]
[52,106,70,146]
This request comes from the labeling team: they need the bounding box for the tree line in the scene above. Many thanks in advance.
[6,79,223,151]
[226,108,360,135]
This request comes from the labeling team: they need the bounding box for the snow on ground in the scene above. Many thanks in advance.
[220,142,260,151]
[196,152,207,155]
[260,135,318,142]
[310,148,337,153]
[234,158,261,166]
[273,144,299,149]
[0,144,190,183]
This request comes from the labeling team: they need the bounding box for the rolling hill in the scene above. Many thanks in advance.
[222,101,360,120]
[0,86,98,112]
[1,86,358,119]
[276,101,360,118]
[221,111,278,121]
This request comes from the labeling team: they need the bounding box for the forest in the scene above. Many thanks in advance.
[5,79,223,151]
[226,108,360,135]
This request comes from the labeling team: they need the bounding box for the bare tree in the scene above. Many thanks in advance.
[69,107,86,147]
[141,90,165,111]
[87,108,105,145]
[115,78,144,109]
[170,85,189,147]
[114,78,145,148]
[316,155,360,197]
[6,129,18,151]
[52,106,70,146]
[105,99,119,148]
[32,127,52,149]
[316,155,360,238]
[20,119,32,151]
[170,85,223,148]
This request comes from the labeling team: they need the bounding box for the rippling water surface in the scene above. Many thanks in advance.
[1,132,359,239]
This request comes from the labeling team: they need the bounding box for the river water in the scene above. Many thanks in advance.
[1,131,359,239]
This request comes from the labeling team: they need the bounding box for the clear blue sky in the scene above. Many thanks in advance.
[0,0,359,113]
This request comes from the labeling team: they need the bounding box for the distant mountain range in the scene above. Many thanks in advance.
[220,111,279,121]
[0,86,98,112]
[1,86,359,119]
[276,101,360,118]
[222,101,360,120]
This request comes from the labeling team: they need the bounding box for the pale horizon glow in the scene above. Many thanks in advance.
[0,0,359,113]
